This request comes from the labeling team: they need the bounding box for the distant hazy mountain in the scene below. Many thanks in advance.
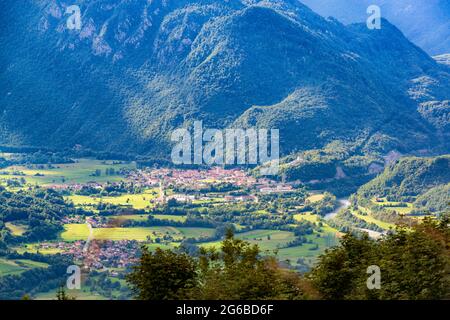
[300,0,450,55]
[0,0,449,167]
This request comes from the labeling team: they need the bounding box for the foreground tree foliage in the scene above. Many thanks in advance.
[309,217,450,300]
[192,229,318,300]
[127,218,449,300]
[127,229,318,300]
[126,248,198,300]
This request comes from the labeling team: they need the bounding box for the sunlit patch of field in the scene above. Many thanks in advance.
[110,214,149,222]
[67,189,158,210]
[277,231,339,265]
[253,209,270,214]
[153,214,187,222]
[177,227,215,239]
[0,158,136,186]
[61,224,215,242]
[200,230,296,252]
[294,212,341,234]
[294,212,319,223]
[351,209,396,230]
[110,214,187,223]
[0,152,16,160]
[0,258,49,276]
[0,258,25,276]
[192,197,226,205]
[12,243,64,255]
[145,243,178,250]
[384,206,414,214]
[370,198,414,214]
[306,194,325,203]
[5,222,28,236]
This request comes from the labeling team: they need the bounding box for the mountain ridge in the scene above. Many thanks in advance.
[0,0,449,174]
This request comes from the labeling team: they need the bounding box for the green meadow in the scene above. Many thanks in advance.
[12,243,64,255]
[0,258,49,276]
[294,212,320,223]
[5,222,28,236]
[200,230,296,252]
[0,158,136,186]
[60,224,215,242]
[351,209,396,230]
[67,188,158,210]
[109,213,188,224]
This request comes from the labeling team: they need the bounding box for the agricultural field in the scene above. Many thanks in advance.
[108,214,188,223]
[351,209,396,230]
[0,258,49,276]
[0,158,135,186]
[5,222,28,236]
[153,214,187,222]
[200,230,296,252]
[294,212,320,224]
[12,243,64,255]
[60,224,215,242]
[277,233,339,265]
[306,194,325,203]
[0,155,351,296]
[177,227,215,239]
[370,198,415,215]
[67,188,158,210]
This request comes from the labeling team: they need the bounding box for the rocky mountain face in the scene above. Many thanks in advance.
[0,0,449,171]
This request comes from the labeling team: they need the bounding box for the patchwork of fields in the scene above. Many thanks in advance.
[67,189,159,210]
[0,159,136,186]
[1,155,419,299]
[0,258,49,277]
[60,224,215,242]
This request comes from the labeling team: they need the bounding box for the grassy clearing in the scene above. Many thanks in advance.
[192,197,226,205]
[12,244,64,255]
[110,214,149,222]
[200,230,296,252]
[277,232,338,264]
[294,212,341,235]
[0,159,135,186]
[5,222,28,236]
[15,259,49,269]
[61,224,179,241]
[370,198,414,214]
[294,212,319,224]
[353,208,396,230]
[110,214,187,223]
[0,258,49,276]
[0,258,25,276]
[177,227,216,239]
[67,189,158,210]
[61,224,215,242]
[307,194,325,203]
[384,206,414,214]
[153,215,187,222]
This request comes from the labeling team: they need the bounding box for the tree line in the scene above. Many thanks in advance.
[127,217,449,300]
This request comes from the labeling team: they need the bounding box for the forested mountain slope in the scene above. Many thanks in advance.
[0,0,448,168]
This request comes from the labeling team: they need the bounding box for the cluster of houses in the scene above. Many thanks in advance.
[129,167,260,188]
[80,240,140,270]
[35,240,140,271]
[129,167,294,194]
